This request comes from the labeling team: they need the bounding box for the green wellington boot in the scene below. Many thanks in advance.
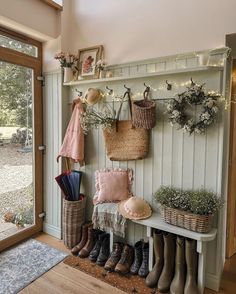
[145,230,164,288]
[184,238,198,294]
[170,236,186,294]
[157,232,176,293]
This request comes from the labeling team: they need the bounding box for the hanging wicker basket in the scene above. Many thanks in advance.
[132,87,156,129]
[160,205,213,233]
[103,89,149,161]
[63,195,86,248]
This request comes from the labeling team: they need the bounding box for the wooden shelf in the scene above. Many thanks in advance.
[63,66,223,86]
[132,212,217,242]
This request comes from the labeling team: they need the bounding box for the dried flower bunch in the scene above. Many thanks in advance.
[80,105,116,134]
[96,59,106,71]
[154,186,224,215]
[54,52,79,68]
[166,83,220,134]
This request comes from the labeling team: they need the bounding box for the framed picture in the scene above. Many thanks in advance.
[78,45,103,79]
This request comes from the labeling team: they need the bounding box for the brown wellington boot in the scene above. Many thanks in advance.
[170,236,186,294]
[79,228,102,258]
[71,223,92,255]
[146,230,164,288]
[158,232,176,293]
[184,238,198,294]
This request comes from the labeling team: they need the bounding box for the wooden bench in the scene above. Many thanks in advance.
[132,212,217,294]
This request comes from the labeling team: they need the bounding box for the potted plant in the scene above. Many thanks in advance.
[54,52,79,83]
[154,186,224,233]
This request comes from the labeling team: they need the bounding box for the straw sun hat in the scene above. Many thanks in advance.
[118,196,152,220]
[84,88,101,105]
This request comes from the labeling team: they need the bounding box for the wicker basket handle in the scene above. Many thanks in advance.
[115,90,133,131]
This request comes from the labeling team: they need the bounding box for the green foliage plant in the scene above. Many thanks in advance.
[154,186,224,215]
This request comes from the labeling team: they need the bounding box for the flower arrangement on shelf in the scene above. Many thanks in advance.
[80,105,116,134]
[54,52,79,68]
[166,83,220,135]
[96,59,107,78]
[154,186,224,233]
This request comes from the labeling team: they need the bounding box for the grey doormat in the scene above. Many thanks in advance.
[0,238,68,294]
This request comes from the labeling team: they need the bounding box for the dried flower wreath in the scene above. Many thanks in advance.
[166,83,220,134]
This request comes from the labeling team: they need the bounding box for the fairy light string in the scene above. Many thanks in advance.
[84,79,229,110]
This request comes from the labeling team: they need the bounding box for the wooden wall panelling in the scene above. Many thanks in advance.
[43,51,227,289]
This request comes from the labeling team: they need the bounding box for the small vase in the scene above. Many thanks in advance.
[63,67,73,83]
[99,70,106,79]
[106,70,113,78]
[198,53,209,66]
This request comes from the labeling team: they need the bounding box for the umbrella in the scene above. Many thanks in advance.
[55,170,83,201]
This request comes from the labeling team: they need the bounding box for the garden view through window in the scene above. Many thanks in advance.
[0,41,35,240]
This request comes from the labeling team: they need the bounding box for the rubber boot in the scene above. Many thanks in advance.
[145,230,164,288]
[184,238,198,294]
[138,241,149,277]
[71,223,92,255]
[130,240,143,275]
[170,236,186,294]
[158,232,176,293]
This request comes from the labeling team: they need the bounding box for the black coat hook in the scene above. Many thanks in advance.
[166,80,172,91]
[190,77,195,86]
[105,86,113,95]
[144,82,150,91]
[143,82,150,99]
[124,84,131,92]
[75,89,83,96]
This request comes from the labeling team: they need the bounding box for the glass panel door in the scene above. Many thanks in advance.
[0,61,35,240]
[0,28,42,251]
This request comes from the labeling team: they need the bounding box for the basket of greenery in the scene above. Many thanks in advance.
[154,186,224,233]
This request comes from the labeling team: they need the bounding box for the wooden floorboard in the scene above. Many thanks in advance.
[18,233,236,294]
[19,233,125,294]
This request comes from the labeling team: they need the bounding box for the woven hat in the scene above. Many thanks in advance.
[84,88,101,105]
[118,196,152,220]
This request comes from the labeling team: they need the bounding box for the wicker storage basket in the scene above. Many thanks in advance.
[160,205,213,233]
[103,121,149,161]
[63,196,86,248]
[132,99,156,129]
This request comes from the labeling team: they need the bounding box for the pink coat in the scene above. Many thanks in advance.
[57,98,84,166]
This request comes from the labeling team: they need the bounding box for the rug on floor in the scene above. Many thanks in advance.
[64,255,157,294]
[0,238,68,294]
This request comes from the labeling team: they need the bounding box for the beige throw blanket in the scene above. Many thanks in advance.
[92,203,127,237]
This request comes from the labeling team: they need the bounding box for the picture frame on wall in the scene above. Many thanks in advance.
[78,45,103,79]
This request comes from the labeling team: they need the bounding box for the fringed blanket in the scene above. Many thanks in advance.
[92,203,127,237]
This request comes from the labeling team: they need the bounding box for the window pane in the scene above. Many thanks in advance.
[0,34,38,57]
[0,61,35,240]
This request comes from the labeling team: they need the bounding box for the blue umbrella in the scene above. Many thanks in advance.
[55,170,83,201]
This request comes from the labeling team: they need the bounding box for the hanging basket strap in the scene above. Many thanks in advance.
[115,89,133,132]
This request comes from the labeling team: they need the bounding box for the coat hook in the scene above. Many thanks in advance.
[75,89,83,96]
[105,86,113,95]
[124,84,131,92]
[143,82,151,100]
[190,77,195,86]
[144,82,150,91]
[166,80,172,91]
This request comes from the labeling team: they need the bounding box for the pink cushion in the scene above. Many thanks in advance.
[93,168,133,204]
